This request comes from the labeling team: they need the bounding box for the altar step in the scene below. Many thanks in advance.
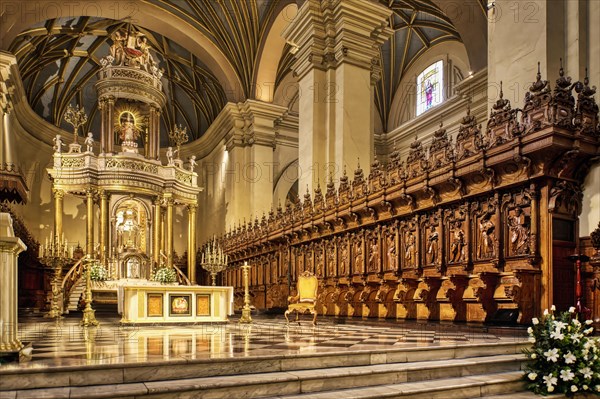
[0,341,530,399]
[66,279,84,313]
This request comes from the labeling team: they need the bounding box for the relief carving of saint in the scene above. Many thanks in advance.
[450,221,465,263]
[327,247,336,277]
[478,215,496,259]
[386,234,397,270]
[368,238,379,272]
[404,231,416,268]
[353,239,364,273]
[427,226,439,264]
[508,207,530,255]
[340,242,348,275]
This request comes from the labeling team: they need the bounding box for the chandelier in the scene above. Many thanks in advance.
[200,237,228,286]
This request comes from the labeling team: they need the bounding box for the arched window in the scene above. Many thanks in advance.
[416,60,444,116]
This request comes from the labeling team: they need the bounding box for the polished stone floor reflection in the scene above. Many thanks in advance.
[2,313,527,370]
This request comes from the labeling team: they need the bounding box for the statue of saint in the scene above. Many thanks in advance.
[478,215,495,258]
[84,132,94,153]
[427,226,439,264]
[450,221,465,263]
[53,134,65,154]
[339,242,348,275]
[118,112,140,143]
[404,231,416,267]
[386,234,397,269]
[508,207,530,255]
[368,238,379,272]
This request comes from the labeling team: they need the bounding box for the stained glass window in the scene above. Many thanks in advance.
[416,60,443,116]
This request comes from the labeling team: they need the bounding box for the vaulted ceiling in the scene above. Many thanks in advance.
[7,0,486,142]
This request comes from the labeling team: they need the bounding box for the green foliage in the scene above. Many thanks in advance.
[153,267,177,284]
[523,306,600,396]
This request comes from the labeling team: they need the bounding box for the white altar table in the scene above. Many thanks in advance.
[120,285,233,324]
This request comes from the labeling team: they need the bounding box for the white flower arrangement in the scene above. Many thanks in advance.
[524,306,600,396]
[152,267,177,284]
[89,262,108,281]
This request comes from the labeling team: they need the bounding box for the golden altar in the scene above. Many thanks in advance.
[120,285,233,324]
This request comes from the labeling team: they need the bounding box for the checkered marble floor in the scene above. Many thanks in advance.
[2,313,527,370]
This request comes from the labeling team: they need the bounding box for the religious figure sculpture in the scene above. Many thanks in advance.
[53,134,65,154]
[339,242,348,275]
[188,155,197,172]
[84,132,94,153]
[478,215,496,258]
[354,239,363,273]
[106,27,159,76]
[386,234,397,269]
[305,252,313,274]
[450,221,466,263]
[404,231,416,268]
[327,247,336,277]
[368,237,379,272]
[508,207,530,255]
[427,226,439,264]
[166,147,177,166]
[315,249,324,277]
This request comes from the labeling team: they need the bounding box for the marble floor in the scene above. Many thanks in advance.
[1,313,528,371]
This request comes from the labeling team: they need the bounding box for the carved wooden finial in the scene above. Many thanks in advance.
[499,81,504,99]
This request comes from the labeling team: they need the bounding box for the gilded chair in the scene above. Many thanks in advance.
[285,271,319,325]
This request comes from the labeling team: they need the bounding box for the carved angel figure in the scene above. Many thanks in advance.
[84,132,94,153]
[188,155,197,172]
[166,147,178,166]
[53,134,65,154]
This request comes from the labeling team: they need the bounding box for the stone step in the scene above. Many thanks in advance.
[66,280,84,311]
[1,353,526,399]
[481,392,598,398]
[0,341,528,391]
[275,371,526,399]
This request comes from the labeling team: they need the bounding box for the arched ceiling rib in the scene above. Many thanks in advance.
[7,0,479,141]
[9,17,228,143]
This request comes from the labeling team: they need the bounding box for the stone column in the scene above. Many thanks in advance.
[223,100,288,227]
[188,204,197,284]
[0,213,26,353]
[153,197,162,267]
[99,190,108,265]
[53,188,64,244]
[283,0,392,191]
[86,189,94,257]
[98,99,107,154]
[166,197,174,268]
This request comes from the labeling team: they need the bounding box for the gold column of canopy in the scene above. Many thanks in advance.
[153,198,161,267]
[53,189,64,242]
[86,189,94,256]
[99,190,108,265]
[188,204,197,284]
[166,197,173,267]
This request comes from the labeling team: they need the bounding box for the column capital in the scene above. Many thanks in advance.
[187,203,198,212]
[283,0,393,80]
[52,188,65,199]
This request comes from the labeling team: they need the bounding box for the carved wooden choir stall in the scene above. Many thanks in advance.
[216,65,599,324]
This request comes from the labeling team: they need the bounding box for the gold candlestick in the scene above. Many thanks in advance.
[81,256,99,327]
[239,261,252,323]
